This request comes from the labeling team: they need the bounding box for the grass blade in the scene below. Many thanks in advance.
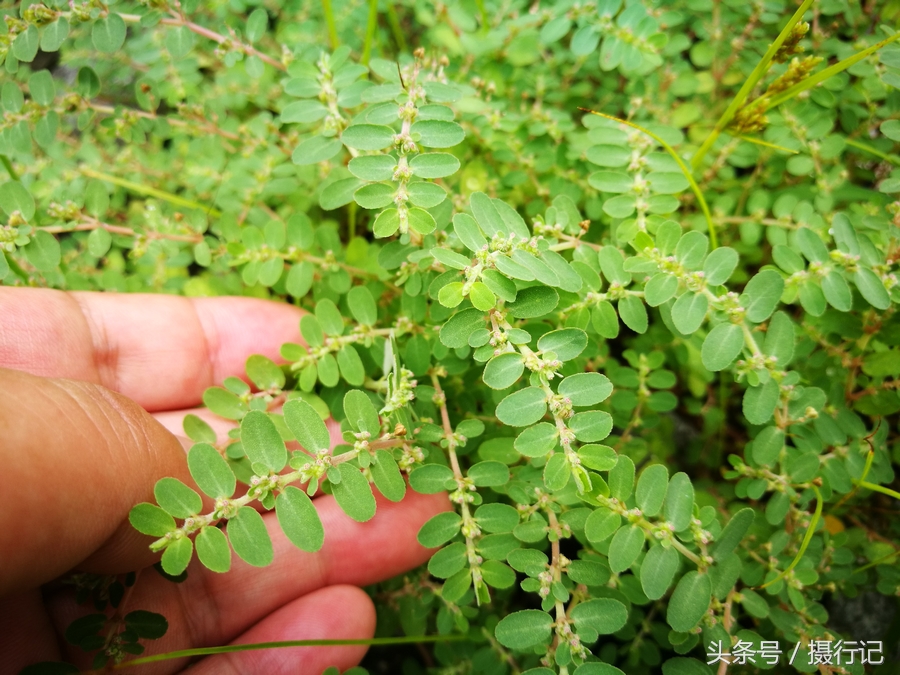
[691,0,814,170]
[759,485,822,590]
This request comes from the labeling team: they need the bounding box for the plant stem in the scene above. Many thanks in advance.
[79,167,222,217]
[0,154,18,181]
[361,0,378,65]
[115,634,468,669]
[385,1,407,52]
[322,0,339,49]
[117,12,285,71]
[691,0,814,170]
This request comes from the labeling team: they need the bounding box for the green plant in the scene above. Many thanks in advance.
[5,0,900,673]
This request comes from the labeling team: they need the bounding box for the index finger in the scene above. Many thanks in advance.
[0,288,304,412]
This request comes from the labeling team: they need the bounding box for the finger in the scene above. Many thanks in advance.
[187,586,374,675]
[0,288,304,412]
[0,591,60,674]
[0,368,190,596]
[49,491,448,671]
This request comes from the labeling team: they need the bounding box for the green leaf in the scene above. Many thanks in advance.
[648,171,690,194]
[644,273,678,307]
[494,610,553,650]
[469,460,510,487]
[188,443,235,498]
[740,269,784,323]
[283,398,331,452]
[703,246,738,285]
[453,213,488,252]
[674,231,708,270]
[597,246,630,284]
[371,449,406,501]
[183,415,216,445]
[347,154,395,181]
[585,508,620,543]
[558,373,613,406]
[196,526,231,573]
[332,463,376,522]
[129,503,176,537]
[13,24,40,62]
[592,301,620,338]
[227,506,274,567]
[537,328,588,361]
[92,14,127,54]
[28,70,56,106]
[40,18,70,53]
[710,508,755,561]
[0,180,35,220]
[320,177,363,210]
[409,207,437,235]
[246,7,268,42]
[410,152,461,178]
[667,571,711,632]
[475,503,520,533]
[469,281,496,311]
[341,124,395,150]
[609,455,635,501]
[343,389,380,435]
[671,292,708,335]
[432,247,471,270]
[428,542,467,578]
[24,230,62,272]
[763,311,794,366]
[588,170,633,193]
[664,472,694,532]
[246,354,285,390]
[569,411,613,442]
[240,410,287,473]
[641,544,680,600]
[618,296,648,334]
[407,182,447,208]
[316,299,344,335]
[87,227,112,257]
[795,227,829,263]
[636,464,669,517]
[752,426,785,465]
[515,423,558,457]
[700,322,743,371]
[578,444,617,471]
[166,26,195,58]
[822,271,852,311]
[854,267,891,310]
[543,453,571,491]
[506,286,559,318]
[438,282,464,308]
[742,379,779,425]
[276,486,324,552]
[440,309,485,349]
[571,598,628,635]
[496,387,547,426]
[161,537,193,576]
[483,353,525,389]
[482,560,516,588]
[154,477,202,519]
[608,524,645,573]
[292,135,344,165]
[124,610,168,639]
[410,120,465,148]
[354,182,395,209]
[418,511,462,547]
[409,463,454,493]
[203,387,247,420]
[337,344,365,386]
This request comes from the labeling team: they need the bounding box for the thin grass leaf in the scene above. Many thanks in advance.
[758,486,822,589]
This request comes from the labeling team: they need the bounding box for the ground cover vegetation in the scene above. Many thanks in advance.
[4,0,900,673]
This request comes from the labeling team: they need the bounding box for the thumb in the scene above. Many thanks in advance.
[0,367,190,597]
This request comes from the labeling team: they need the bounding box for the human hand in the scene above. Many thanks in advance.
[0,288,447,674]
